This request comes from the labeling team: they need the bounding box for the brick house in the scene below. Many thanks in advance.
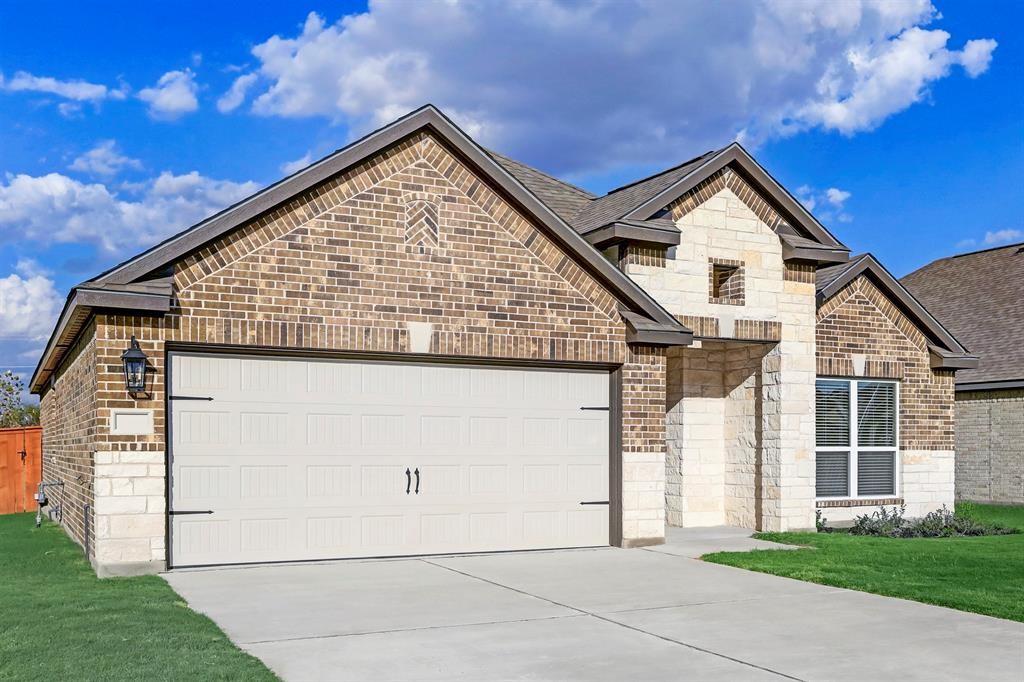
[903,244,1024,505]
[31,106,976,576]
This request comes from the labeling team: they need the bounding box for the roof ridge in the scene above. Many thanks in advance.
[951,240,1024,259]
[602,149,720,195]
[486,150,596,199]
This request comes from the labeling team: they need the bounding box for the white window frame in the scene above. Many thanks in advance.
[815,378,900,500]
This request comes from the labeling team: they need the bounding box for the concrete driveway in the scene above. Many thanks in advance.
[164,529,1024,681]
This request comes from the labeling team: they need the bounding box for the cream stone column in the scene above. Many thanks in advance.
[92,450,167,576]
[760,267,818,531]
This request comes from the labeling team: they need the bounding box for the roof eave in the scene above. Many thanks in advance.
[928,345,980,370]
[781,238,849,264]
[30,287,172,395]
[955,379,1024,392]
[581,221,681,249]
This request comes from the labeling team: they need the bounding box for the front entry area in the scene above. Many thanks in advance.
[168,352,611,567]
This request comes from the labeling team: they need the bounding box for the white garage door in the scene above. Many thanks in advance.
[168,352,610,567]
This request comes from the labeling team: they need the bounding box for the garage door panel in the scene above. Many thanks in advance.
[170,353,610,566]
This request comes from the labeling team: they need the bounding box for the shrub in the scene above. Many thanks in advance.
[850,504,1017,538]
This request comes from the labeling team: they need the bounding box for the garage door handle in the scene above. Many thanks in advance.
[405,468,411,494]
[579,406,609,411]
[169,510,214,515]
[579,501,609,505]
[414,468,420,495]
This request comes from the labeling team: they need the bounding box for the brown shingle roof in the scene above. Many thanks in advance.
[902,242,1024,386]
[487,151,595,224]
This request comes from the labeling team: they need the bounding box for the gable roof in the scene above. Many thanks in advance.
[816,253,977,371]
[902,242,1024,388]
[32,105,691,393]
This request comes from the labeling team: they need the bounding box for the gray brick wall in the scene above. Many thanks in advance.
[955,389,1024,504]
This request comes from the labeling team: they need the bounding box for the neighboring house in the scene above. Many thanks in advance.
[902,244,1024,505]
[31,106,976,576]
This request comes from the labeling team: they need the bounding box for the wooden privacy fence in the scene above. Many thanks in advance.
[0,426,42,514]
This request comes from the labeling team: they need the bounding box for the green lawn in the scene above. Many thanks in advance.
[0,513,277,681]
[704,503,1024,622]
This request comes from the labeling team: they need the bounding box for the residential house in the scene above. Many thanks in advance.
[32,106,975,576]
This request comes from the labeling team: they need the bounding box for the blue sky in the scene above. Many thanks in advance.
[1,0,1021,397]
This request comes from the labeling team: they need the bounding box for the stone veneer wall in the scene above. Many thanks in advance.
[70,130,668,575]
[955,389,1024,504]
[629,179,818,532]
[816,274,956,522]
[665,341,770,528]
[39,319,98,555]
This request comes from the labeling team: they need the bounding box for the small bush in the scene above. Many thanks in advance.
[816,509,834,533]
[850,504,1018,538]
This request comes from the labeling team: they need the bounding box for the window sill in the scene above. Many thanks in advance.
[816,497,903,508]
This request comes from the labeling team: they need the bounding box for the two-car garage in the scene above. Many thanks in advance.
[168,352,612,567]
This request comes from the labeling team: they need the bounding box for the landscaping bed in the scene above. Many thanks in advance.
[704,503,1024,622]
[0,513,276,681]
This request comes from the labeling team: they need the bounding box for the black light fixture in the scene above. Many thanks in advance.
[121,336,148,394]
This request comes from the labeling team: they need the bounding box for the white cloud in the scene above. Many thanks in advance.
[798,185,853,224]
[0,170,259,255]
[138,69,199,119]
[217,72,258,113]
[280,152,313,175]
[0,260,62,341]
[58,102,84,118]
[0,70,127,103]
[224,1,996,174]
[984,229,1022,245]
[794,27,997,136]
[68,140,143,177]
[825,188,852,206]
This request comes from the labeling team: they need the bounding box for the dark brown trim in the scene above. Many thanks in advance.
[31,289,171,394]
[929,346,980,370]
[164,341,621,372]
[956,379,1024,392]
[624,143,847,251]
[781,237,850,264]
[609,366,624,548]
[582,221,681,248]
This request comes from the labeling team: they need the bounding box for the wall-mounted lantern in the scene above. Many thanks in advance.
[121,336,148,394]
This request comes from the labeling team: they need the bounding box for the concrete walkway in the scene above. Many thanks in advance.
[164,531,1024,682]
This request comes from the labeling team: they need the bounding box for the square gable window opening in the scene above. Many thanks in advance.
[709,258,745,305]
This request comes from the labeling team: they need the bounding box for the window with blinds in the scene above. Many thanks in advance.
[815,379,898,498]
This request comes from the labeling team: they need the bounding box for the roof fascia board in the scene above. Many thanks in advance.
[928,346,979,370]
[818,255,971,357]
[623,143,847,250]
[30,288,171,393]
[955,379,1024,391]
[627,328,694,346]
[582,221,681,248]
[781,238,849,264]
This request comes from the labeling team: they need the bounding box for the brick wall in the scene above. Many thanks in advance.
[816,274,956,520]
[39,319,98,553]
[77,130,666,572]
[955,389,1024,504]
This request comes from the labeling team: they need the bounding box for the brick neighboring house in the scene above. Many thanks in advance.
[31,106,976,576]
[903,244,1024,505]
